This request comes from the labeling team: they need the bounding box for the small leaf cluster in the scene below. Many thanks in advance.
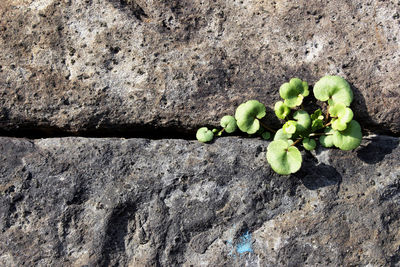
[196,100,271,143]
[196,75,362,175]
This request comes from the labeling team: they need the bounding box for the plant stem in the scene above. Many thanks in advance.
[324,121,332,127]
[309,132,334,137]
[325,110,330,122]
[308,132,326,137]
[291,138,303,146]
[322,102,330,122]
[217,128,225,136]
[259,121,276,133]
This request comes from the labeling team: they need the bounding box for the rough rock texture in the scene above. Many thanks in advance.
[1,0,399,135]
[1,135,399,266]
[1,0,400,266]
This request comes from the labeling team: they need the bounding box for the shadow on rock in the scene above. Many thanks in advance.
[357,135,399,164]
[348,81,393,135]
[295,152,342,190]
[263,106,282,131]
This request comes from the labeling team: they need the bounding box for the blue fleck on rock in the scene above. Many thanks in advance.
[236,231,253,254]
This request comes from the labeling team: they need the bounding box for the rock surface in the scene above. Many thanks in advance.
[1,0,399,135]
[1,0,400,266]
[0,135,399,266]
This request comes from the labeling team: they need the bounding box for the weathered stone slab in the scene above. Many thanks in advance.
[0,135,399,266]
[0,0,399,135]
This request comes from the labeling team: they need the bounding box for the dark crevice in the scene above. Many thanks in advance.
[0,125,398,140]
[0,123,400,140]
[0,125,196,140]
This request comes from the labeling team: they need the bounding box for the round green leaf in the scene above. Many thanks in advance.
[332,120,362,150]
[235,100,266,134]
[331,118,347,131]
[196,127,214,143]
[274,129,292,142]
[313,76,353,106]
[293,110,311,135]
[339,108,353,123]
[274,101,291,119]
[262,131,271,140]
[267,140,302,175]
[279,78,309,108]
[329,103,353,121]
[329,103,354,131]
[220,115,237,133]
[302,138,316,151]
[319,127,335,148]
[329,103,344,117]
[282,120,297,134]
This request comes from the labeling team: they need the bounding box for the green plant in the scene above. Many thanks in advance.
[196,127,214,143]
[196,75,362,175]
[235,100,266,134]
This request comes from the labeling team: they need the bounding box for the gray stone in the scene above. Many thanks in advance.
[0,135,399,266]
[0,0,399,135]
